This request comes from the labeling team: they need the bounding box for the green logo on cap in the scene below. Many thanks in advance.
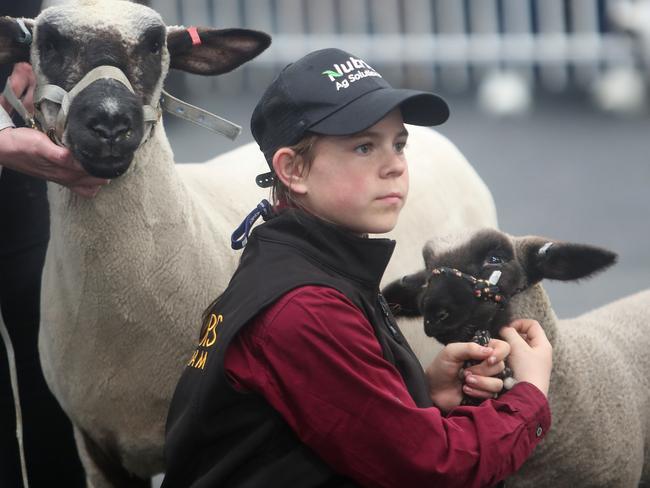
[322,70,343,78]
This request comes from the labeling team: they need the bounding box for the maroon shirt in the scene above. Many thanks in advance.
[225,285,551,488]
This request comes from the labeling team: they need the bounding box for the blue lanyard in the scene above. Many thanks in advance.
[231,199,273,250]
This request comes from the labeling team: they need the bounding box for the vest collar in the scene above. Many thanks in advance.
[252,209,395,290]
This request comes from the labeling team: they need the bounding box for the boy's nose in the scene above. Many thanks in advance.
[381,153,407,178]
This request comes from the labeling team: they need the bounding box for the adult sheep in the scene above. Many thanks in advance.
[0,1,496,486]
[383,228,650,487]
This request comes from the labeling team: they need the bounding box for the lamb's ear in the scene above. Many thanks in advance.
[520,237,618,285]
[0,17,34,65]
[381,270,429,317]
[167,26,271,75]
[422,241,437,270]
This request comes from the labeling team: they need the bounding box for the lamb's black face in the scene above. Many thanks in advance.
[34,2,167,178]
[419,230,523,344]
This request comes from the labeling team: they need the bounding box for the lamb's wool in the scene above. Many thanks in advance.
[503,285,650,487]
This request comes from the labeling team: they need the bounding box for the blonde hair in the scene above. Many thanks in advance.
[270,133,320,207]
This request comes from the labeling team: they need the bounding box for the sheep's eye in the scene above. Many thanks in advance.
[150,39,162,54]
[485,255,504,265]
[43,38,60,54]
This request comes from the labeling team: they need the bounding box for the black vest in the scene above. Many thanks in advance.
[163,210,432,488]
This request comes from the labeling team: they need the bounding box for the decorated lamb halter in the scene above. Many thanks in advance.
[428,266,517,405]
[2,24,242,147]
[429,267,507,305]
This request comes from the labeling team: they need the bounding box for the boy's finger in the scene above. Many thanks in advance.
[487,338,510,362]
[466,360,505,378]
[508,319,548,347]
[499,326,527,348]
[465,373,504,395]
[443,342,493,365]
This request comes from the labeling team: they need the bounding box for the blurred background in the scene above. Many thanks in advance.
[47,0,649,319]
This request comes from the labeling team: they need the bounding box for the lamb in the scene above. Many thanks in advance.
[0,1,498,486]
[382,228,650,487]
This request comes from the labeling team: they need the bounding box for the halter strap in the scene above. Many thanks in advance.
[2,77,36,128]
[3,66,240,147]
[429,266,507,305]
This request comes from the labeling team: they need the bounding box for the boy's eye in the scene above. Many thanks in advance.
[395,141,406,153]
[355,143,372,154]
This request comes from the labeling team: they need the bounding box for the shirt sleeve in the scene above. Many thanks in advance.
[225,286,551,488]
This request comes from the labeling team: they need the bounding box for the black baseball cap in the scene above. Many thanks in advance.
[251,48,450,188]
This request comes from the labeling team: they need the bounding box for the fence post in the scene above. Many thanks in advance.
[402,0,436,90]
[570,0,601,88]
[434,0,470,92]
[537,0,569,91]
[368,0,404,87]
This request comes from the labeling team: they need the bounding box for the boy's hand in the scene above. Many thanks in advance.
[500,319,552,397]
[426,338,510,413]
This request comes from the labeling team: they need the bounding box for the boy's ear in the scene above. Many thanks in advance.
[381,270,429,317]
[0,17,34,65]
[166,26,270,75]
[272,148,308,195]
[519,237,618,285]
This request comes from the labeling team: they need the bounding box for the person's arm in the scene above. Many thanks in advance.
[0,62,108,197]
[225,286,550,488]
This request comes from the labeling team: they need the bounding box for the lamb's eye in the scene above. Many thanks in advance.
[428,309,449,324]
[485,255,504,265]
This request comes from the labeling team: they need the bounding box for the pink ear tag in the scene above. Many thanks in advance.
[187,26,202,46]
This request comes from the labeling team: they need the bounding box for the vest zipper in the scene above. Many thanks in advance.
[377,293,403,343]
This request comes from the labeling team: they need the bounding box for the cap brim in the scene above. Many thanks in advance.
[308,88,449,136]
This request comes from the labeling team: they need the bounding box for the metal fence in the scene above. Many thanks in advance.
[150,0,639,96]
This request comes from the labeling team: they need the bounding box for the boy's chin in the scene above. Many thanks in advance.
[357,219,399,236]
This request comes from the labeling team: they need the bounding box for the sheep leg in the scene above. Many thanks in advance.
[73,427,152,488]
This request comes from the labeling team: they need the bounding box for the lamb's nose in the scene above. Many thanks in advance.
[88,117,132,145]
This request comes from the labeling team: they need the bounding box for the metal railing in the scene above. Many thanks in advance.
[151,0,638,97]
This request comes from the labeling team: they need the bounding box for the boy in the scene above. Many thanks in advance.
[163,48,552,488]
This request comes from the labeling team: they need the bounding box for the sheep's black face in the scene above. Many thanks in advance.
[419,230,523,344]
[34,3,167,178]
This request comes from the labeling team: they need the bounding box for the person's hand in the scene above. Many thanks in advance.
[0,62,36,114]
[500,319,552,397]
[0,127,109,198]
[426,338,510,413]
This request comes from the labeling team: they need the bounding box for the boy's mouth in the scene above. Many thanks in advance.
[376,192,403,202]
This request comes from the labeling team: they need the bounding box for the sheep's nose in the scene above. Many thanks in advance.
[88,117,133,145]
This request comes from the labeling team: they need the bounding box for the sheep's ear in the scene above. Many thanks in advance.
[167,26,270,75]
[381,270,429,317]
[520,238,618,285]
[0,17,34,65]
